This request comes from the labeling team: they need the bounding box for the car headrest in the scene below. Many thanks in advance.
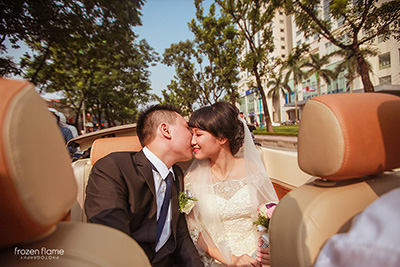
[0,78,77,249]
[298,93,400,181]
[90,136,142,166]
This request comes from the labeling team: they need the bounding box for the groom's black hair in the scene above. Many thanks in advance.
[137,104,181,146]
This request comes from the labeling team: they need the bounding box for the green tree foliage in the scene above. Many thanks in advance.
[266,68,292,123]
[331,47,377,93]
[22,33,158,127]
[281,45,309,123]
[1,0,159,127]
[276,0,400,92]
[162,40,208,113]
[162,1,241,113]
[189,0,241,105]
[1,0,144,77]
[215,0,276,132]
[303,53,336,96]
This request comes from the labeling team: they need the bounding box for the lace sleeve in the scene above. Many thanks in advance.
[187,212,206,256]
[184,171,205,255]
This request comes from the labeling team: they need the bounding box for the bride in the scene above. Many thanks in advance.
[184,101,278,266]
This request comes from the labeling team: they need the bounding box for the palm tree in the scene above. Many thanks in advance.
[303,53,335,96]
[332,48,377,93]
[282,46,308,123]
[267,68,292,123]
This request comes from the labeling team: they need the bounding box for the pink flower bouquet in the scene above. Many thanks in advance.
[252,202,277,256]
[253,202,277,232]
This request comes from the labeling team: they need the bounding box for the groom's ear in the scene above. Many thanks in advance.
[159,122,172,140]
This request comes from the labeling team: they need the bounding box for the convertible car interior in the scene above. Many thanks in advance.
[270,92,400,266]
[2,76,399,266]
[0,78,151,266]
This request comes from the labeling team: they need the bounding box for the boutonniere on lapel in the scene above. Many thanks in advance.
[178,190,197,214]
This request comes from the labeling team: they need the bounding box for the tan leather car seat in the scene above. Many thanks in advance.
[0,78,151,266]
[71,136,142,222]
[90,136,142,166]
[270,93,400,267]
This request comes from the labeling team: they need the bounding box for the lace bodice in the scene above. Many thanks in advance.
[189,178,259,266]
[212,178,257,256]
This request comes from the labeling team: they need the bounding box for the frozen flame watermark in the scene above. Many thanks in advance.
[14,246,64,260]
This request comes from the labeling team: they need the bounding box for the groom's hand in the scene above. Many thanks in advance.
[255,237,270,266]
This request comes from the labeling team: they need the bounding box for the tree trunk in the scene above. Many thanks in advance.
[277,95,281,124]
[349,73,354,93]
[230,92,236,106]
[294,80,298,123]
[357,55,374,92]
[74,99,84,131]
[254,69,273,132]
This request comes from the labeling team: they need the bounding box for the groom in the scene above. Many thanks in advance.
[85,104,203,267]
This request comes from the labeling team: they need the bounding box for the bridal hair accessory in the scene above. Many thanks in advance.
[252,202,277,256]
[179,189,197,214]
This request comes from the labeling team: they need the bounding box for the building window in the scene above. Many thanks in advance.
[297,40,302,46]
[281,37,285,41]
[337,17,344,27]
[296,30,301,36]
[280,29,284,33]
[323,0,331,20]
[281,46,285,50]
[379,75,392,85]
[280,20,284,24]
[379,52,391,69]
[325,42,338,54]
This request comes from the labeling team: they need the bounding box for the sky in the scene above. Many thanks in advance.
[135,0,212,97]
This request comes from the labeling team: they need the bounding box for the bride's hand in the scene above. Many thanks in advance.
[230,254,259,267]
[256,236,270,266]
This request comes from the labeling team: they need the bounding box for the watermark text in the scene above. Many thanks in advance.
[14,246,64,260]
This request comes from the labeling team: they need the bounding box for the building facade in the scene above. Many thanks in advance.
[238,9,292,126]
[238,1,400,126]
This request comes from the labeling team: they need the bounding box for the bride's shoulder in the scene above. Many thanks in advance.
[234,157,245,165]
[232,157,246,178]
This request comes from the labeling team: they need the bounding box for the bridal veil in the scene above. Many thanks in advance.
[184,119,278,264]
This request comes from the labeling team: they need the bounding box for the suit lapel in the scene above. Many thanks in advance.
[134,150,156,197]
[171,165,182,241]
[133,150,158,252]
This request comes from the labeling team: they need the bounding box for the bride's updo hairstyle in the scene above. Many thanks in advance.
[189,101,244,155]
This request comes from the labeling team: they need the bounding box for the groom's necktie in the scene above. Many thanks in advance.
[156,171,173,245]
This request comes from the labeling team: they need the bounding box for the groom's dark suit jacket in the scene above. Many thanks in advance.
[85,150,203,267]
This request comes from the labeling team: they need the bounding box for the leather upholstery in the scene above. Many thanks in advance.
[298,93,400,180]
[90,136,142,166]
[0,78,151,266]
[0,78,76,249]
[270,93,400,267]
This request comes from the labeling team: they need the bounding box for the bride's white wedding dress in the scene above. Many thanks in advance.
[185,119,278,266]
[188,177,260,266]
